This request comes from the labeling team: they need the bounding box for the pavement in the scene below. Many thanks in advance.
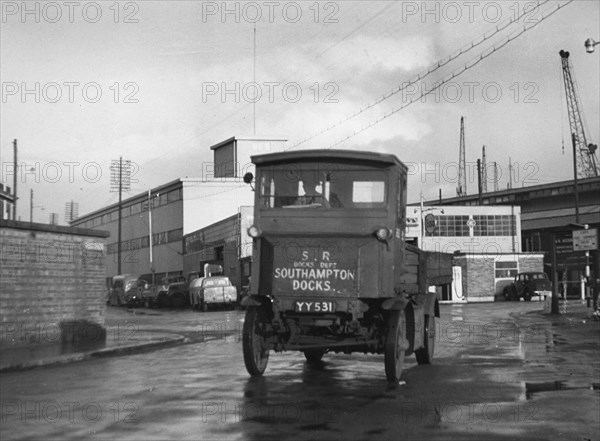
[0,299,597,373]
[0,310,188,372]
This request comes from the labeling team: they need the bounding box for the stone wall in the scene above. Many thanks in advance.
[0,220,109,352]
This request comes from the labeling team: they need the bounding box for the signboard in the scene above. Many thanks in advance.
[272,239,357,295]
[424,214,436,234]
[573,229,598,251]
[405,215,420,239]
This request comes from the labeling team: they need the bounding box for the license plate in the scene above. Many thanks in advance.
[294,301,335,313]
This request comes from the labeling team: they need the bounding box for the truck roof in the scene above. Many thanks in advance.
[251,149,405,169]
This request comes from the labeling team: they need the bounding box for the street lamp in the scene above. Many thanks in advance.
[584,38,599,53]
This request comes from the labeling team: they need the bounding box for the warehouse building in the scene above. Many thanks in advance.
[71,136,285,286]
[407,205,544,302]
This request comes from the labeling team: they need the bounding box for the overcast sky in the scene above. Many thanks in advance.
[1,0,599,222]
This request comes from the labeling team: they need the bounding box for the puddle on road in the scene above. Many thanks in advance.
[523,380,600,398]
[524,380,566,398]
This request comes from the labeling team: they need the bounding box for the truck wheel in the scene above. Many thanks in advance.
[243,306,270,376]
[304,349,326,363]
[415,315,435,365]
[524,289,533,302]
[385,309,407,383]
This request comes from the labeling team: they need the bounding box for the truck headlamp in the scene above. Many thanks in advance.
[248,225,262,238]
[375,227,392,242]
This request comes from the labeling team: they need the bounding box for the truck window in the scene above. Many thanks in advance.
[259,163,387,210]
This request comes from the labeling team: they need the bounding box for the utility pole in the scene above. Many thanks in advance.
[12,139,17,220]
[148,189,154,285]
[572,132,580,224]
[110,157,131,275]
[477,159,483,205]
[481,145,487,193]
[551,233,559,314]
[118,157,123,274]
[456,117,466,197]
[493,162,499,192]
[29,189,33,222]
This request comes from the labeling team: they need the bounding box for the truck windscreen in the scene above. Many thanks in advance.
[258,163,387,210]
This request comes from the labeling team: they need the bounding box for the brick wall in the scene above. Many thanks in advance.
[453,256,496,301]
[0,220,109,349]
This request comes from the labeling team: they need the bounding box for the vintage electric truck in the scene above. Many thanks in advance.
[241,150,452,382]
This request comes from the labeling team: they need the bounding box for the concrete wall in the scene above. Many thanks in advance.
[0,220,109,357]
[182,179,254,235]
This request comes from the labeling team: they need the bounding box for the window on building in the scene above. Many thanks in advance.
[168,189,181,203]
[130,203,142,215]
[159,193,168,206]
[168,228,183,243]
[473,215,516,236]
[141,236,149,248]
[215,245,224,261]
[495,261,518,278]
[426,215,470,237]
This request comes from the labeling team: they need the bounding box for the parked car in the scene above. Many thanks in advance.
[503,272,552,301]
[189,276,237,311]
[155,275,188,308]
[108,275,145,307]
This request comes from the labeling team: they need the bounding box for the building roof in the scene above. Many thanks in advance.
[210,135,288,150]
[71,178,184,224]
[418,176,600,206]
[251,149,405,168]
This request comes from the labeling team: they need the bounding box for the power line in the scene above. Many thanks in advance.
[137,4,397,169]
[286,0,553,151]
[322,0,573,150]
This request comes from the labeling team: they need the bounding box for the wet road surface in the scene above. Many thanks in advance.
[1,302,598,440]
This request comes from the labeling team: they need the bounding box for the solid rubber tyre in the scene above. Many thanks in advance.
[384,309,407,383]
[243,306,270,376]
[415,315,435,365]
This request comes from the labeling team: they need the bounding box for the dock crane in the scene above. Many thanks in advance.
[559,50,599,178]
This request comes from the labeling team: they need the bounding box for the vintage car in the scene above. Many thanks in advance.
[155,275,188,308]
[107,274,145,307]
[503,272,552,301]
[189,276,237,311]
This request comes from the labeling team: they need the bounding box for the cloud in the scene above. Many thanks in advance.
[331,35,435,73]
